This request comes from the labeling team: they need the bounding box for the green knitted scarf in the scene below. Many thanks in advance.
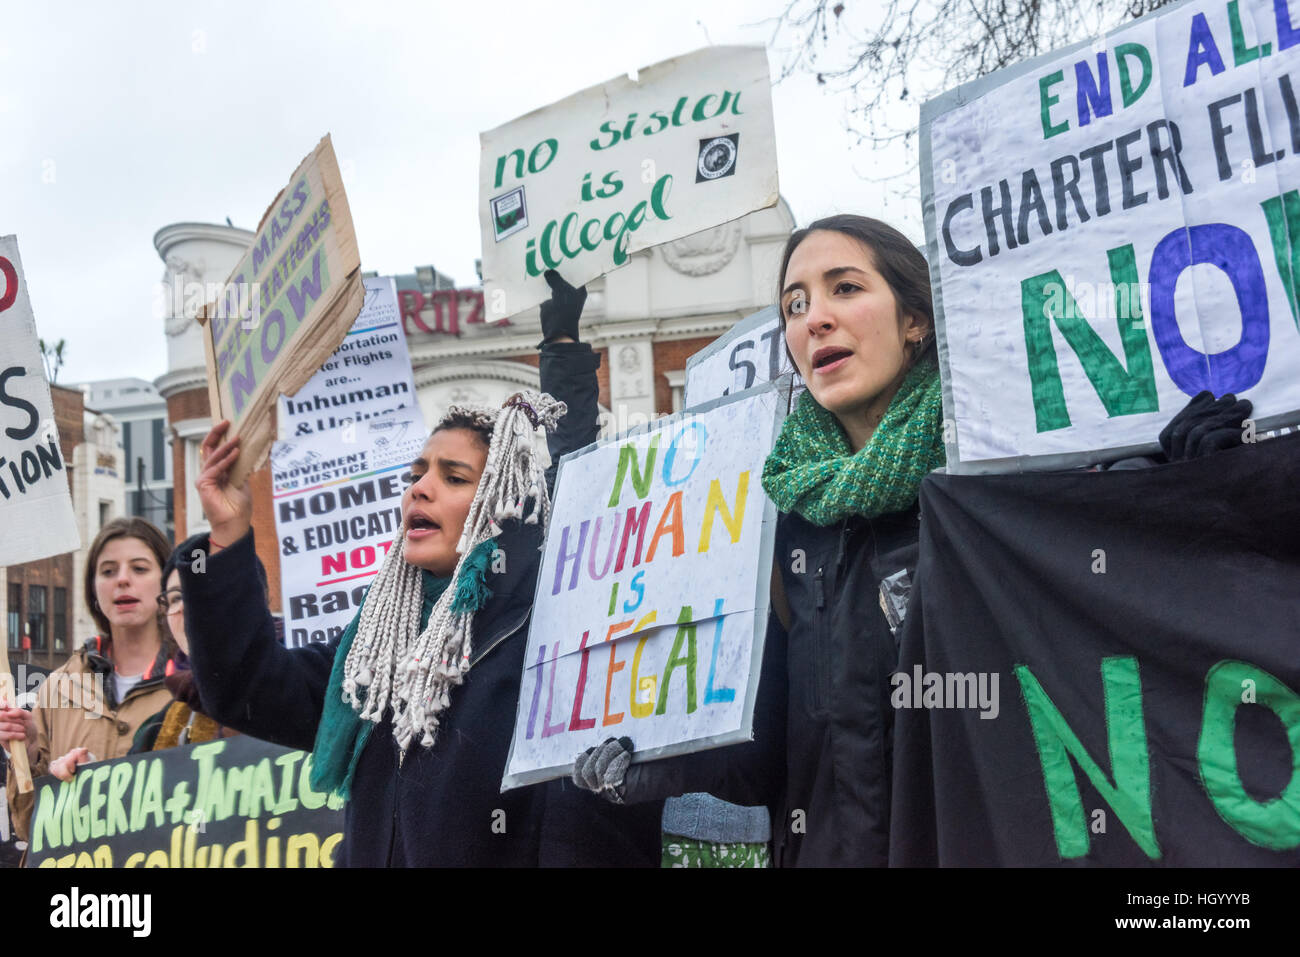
[761,361,946,526]
[309,540,496,797]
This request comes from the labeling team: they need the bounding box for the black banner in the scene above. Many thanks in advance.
[26,735,344,868]
[891,432,1300,865]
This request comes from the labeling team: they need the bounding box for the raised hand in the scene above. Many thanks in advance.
[196,420,254,550]
[539,270,587,345]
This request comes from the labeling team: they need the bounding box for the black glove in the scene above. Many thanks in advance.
[1158,390,1253,461]
[572,736,633,804]
[538,270,587,346]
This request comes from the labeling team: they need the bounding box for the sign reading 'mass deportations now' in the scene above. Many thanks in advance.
[922,0,1300,472]
[200,134,364,487]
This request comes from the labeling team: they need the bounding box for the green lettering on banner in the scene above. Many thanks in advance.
[1197,661,1300,849]
[1227,0,1271,66]
[1039,70,1069,139]
[1016,657,1160,860]
[1261,190,1300,330]
[656,606,698,716]
[607,436,660,508]
[30,782,62,854]
[1115,43,1153,107]
[1021,244,1158,433]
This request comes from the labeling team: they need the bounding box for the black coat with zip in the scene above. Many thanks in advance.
[179,342,663,866]
[622,502,921,867]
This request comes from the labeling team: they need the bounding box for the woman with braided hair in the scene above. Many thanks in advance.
[181,271,663,866]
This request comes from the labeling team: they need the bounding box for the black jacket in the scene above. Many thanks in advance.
[623,502,922,867]
[180,341,663,866]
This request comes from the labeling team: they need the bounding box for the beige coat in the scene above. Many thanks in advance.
[6,637,175,842]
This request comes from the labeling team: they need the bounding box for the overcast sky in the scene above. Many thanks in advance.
[2,0,920,385]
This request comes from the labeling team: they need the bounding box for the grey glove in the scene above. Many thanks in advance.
[572,736,633,804]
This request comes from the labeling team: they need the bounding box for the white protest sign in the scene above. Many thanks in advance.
[502,385,782,789]
[921,0,1300,473]
[684,305,802,407]
[0,236,80,566]
[277,276,419,440]
[272,409,426,649]
[479,45,778,319]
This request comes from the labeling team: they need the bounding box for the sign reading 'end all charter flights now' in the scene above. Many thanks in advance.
[921,0,1300,473]
[479,45,778,319]
[0,236,80,566]
[502,386,782,789]
[200,134,364,487]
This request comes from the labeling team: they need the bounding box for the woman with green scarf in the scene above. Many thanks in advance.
[577,215,945,867]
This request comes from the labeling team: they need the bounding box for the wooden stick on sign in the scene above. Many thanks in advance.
[0,642,33,793]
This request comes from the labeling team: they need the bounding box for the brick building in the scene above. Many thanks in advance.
[155,200,795,614]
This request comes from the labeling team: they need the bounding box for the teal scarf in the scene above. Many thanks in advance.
[761,362,946,526]
[310,540,497,797]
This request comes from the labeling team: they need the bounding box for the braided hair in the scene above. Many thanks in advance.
[340,390,566,753]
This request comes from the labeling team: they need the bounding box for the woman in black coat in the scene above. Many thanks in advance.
[183,272,662,866]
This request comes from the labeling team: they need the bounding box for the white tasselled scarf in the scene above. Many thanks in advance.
[339,391,566,753]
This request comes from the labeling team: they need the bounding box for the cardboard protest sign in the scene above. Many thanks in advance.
[921,0,1300,473]
[199,134,364,486]
[502,386,782,789]
[684,305,802,408]
[26,736,345,868]
[480,46,778,319]
[277,276,418,440]
[0,236,80,565]
[272,408,427,648]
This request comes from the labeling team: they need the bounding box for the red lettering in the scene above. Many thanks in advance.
[0,257,16,312]
[568,630,596,732]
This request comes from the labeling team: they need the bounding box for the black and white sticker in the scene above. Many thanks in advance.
[491,186,528,241]
[696,134,739,182]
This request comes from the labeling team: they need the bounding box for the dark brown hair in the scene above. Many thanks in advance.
[777,214,938,367]
[84,517,172,637]
[431,409,494,450]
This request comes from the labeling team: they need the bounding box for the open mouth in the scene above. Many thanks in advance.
[113,597,140,610]
[407,514,441,537]
[812,347,853,372]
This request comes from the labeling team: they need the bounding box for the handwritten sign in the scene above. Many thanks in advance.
[26,736,344,868]
[684,305,802,408]
[503,386,782,789]
[922,0,1300,472]
[272,408,427,649]
[199,134,364,486]
[0,236,80,565]
[479,46,778,319]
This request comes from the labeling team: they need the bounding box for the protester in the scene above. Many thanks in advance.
[573,216,940,865]
[1,517,180,841]
[576,214,1259,866]
[129,547,265,751]
[180,271,662,866]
